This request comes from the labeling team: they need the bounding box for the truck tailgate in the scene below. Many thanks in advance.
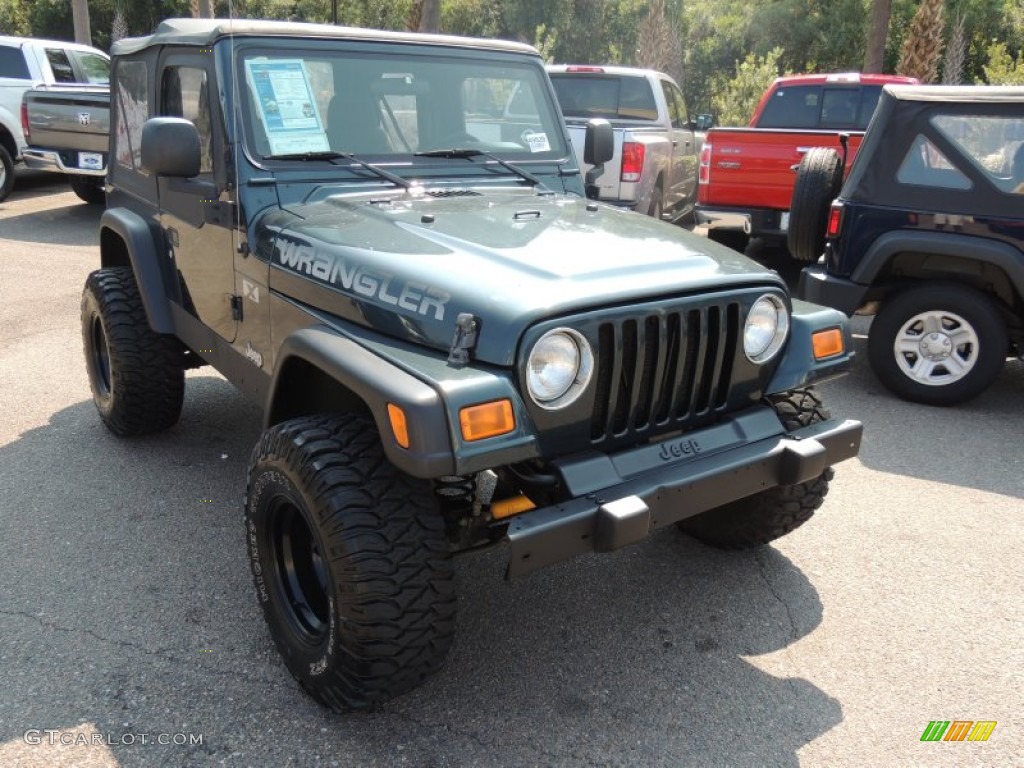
[25,88,109,155]
[701,128,862,211]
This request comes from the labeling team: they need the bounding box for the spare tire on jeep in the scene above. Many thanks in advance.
[787,147,843,263]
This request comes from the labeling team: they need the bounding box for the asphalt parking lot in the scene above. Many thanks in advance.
[1,172,1021,768]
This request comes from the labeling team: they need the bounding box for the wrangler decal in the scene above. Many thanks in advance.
[276,239,450,321]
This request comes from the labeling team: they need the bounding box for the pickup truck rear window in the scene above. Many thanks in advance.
[45,48,76,83]
[73,51,110,85]
[757,85,882,131]
[549,74,658,121]
[0,45,30,79]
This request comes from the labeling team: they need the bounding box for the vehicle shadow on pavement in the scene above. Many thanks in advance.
[823,331,1024,499]
[0,376,839,767]
[0,200,101,248]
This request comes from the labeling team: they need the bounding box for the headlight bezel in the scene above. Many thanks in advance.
[743,293,790,364]
[525,327,594,410]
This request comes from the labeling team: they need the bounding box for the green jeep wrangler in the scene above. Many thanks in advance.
[82,18,862,711]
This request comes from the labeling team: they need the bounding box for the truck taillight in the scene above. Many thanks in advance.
[698,142,712,185]
[621,142,644,183]
[826,202,843,238]
[21,100,29,143]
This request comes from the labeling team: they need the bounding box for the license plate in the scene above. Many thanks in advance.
[779,212,790,232]
[79,152,103,171]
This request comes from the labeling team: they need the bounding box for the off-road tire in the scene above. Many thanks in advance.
[0,143,15,202]
[868,282,1007,406]
[787,147,843,262]
[246,414,456,711]
[81,268,185,436]
[677,388,833,548]
[70,175,106,205]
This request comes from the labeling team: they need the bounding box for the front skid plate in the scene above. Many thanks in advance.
[504,417,862,578]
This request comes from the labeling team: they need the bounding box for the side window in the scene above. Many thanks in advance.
[0,45,30,79]
[161,66,213,175]
[661,81,683,128]
[114,59,149,172]
[896,135,971,190]
[45,48,76,83]
[72,52,110,84]
[932,114,1024,193]
[672,87,689,129]
[758,85,821,129]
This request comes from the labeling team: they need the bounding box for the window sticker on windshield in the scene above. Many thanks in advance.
[245,59,329,155]
[522,130,550,153]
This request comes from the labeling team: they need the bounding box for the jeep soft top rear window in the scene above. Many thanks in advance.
[239,46,566,161]
[549,74,658,121]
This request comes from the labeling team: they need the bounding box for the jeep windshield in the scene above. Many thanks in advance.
[239,46,568,173]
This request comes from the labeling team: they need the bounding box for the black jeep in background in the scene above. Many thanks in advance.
[798,85,1024,405]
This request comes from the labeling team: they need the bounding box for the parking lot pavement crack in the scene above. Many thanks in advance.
[754,552,800,642]
[0,608,289,690]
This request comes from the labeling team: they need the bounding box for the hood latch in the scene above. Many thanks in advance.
[448,313,480,365]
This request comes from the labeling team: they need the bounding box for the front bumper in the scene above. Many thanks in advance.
[22,148,107,176]
[797,266,869,316]
[505,406,862,577]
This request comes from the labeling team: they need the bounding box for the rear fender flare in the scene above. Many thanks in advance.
[852,231,1024,297]
[99,208,174,333]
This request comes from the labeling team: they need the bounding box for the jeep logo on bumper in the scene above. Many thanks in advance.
[658,437,702,461]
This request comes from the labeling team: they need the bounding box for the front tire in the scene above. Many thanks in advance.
[868,283,1007,405]
[81,268,184,436]
[677,389,833,549]
[0,143,15,202]
[246,414,456,711]
[70,175,106,205]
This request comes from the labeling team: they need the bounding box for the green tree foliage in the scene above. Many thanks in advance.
[980,40,1024,84]
[712,47,785,126]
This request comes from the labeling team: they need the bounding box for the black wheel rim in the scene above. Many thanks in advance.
[90,315,112,397]
[269,496,330,644]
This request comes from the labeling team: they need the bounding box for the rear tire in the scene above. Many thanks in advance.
[81,268,184,436]
[70,175,105,205]
[246,414,456,711]
[0,143,15,202]
[677,389,832,549]
[648,181,664,220]
[868,282,1007,405]
[787,147,843,262]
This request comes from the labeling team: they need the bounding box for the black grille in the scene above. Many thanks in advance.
[590,303,741,444]
[426,188,480,198]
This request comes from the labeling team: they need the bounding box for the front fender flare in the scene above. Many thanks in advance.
[266,326,455,478]
[766,300,854,393]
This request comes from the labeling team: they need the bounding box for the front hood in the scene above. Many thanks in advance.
[262,191,784,365]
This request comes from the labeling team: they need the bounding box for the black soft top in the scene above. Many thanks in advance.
[841,84,1024,217]
[112,17,538,56]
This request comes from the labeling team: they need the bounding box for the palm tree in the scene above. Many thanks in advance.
[863,0,892,73]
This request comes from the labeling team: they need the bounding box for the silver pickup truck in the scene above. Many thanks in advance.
[547,65,711,222]
[22,84,109,203]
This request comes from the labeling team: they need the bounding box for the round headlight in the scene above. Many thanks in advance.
[526,328,593,409]
[744,295,789,363]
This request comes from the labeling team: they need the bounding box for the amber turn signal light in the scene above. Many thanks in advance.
[812,328,844,360]
[459,400,515,441]
[491,495,536,520]
[387,403,410,449]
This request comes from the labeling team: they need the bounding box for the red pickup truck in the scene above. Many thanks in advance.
[696,73,917,254]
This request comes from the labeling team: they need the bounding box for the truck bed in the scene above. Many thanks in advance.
[23,85,110,169]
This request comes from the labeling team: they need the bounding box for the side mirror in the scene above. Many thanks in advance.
[141,117,201,178]
[583,118,613,200]
[694,114,714,132]
[583,118,614,165]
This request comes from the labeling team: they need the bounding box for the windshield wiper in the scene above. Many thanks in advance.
[264,151,412,189]
[414,148,552,193]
